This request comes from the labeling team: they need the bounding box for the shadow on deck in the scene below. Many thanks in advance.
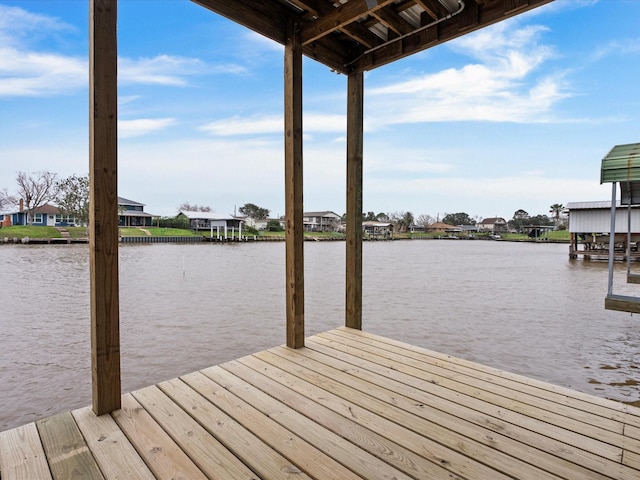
[1,327,639,479]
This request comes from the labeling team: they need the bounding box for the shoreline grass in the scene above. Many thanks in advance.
[0,225,571,242]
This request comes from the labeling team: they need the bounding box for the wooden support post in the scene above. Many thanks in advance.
[89,0,121,415]
[284,19,304,348]
[346,72,364,330]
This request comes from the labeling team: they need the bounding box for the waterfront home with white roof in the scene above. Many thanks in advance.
[303,211,341,232]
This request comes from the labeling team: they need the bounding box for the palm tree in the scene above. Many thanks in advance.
[549,203,564,229]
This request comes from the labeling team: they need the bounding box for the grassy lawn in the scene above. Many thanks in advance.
[546,230,571,241]
[0,226,62,238]
[145,227,199,237]
[502,230,570,242]
[66,227,89,238]
[256,231,346,239]
[1,225,571,242]
[117,227,197,237]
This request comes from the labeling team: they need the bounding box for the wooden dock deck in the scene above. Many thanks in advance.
[1,327,639,480]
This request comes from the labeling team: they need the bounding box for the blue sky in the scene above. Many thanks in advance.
[1,0,639,221]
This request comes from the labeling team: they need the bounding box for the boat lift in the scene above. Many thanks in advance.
[601,142,640,313]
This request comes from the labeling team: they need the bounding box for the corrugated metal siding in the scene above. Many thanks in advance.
[600,143,640,183]
[566,201,612,210]
[569,208,640,233]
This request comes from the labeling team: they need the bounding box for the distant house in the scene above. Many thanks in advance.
[458,224,480,234]
[0,203,76,227]
[118,197,155,227]
[177,211,244,232]
[478,217,508,233]
[426,222,456,233]
[303,211,341,232]
[253,217,285,231]
[363,221,393,237]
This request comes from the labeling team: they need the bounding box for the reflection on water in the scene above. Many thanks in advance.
[1,240,638,430]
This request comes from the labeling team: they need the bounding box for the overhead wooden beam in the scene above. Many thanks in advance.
[345,72,364,330]
[284,19,305,349]
[89,0,120,415]
[350,0,553,72]
[372,7,414,36]
[413,0,439,20]
[302,0,397,46]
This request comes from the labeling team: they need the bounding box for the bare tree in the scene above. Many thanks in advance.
[15,171,59,224]
[415,214,434,227]
[0,188,15,212]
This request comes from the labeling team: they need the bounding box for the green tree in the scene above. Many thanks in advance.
[509,209,530,233]
[442,212,474,226]
[364,211,377,221]
[55,174,89,226]
[388,211,414,231]
[266,219,283,231]
[529,214,553,226]
[239,202,270,220]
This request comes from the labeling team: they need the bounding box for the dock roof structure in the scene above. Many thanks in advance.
[195,0,552,74]
[87,0,555,415]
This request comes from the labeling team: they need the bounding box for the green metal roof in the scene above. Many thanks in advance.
[600,142,640,183]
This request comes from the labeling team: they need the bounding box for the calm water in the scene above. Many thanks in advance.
[1,240,639,431]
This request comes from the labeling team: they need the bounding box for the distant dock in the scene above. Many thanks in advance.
[569,233,640,261]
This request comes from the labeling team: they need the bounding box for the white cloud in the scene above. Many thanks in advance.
[0,47,86,96]
[0,5,85,96]
[199,115,282,136]
[118,137,285,215]
[119,118,178,138]
[118,55,247,86]
[366,21,570,126]
[199,113,346,136]
[0,5,72,47]
[364,174,610,219]
[0,5,246,97]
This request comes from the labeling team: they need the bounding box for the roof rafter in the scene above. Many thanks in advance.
[301,0,398,46]
[192,0,555,74]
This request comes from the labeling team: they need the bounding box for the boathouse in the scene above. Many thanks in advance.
[2,1,639,479]
[177,210,244,232]
[567,201,640,260]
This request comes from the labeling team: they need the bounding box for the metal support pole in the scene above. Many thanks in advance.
[607,182,617,295]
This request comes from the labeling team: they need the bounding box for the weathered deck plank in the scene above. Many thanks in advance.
[252,348,566,479]
[316,330,638,447]
[130,385,259,480]
[0,423,52,480]
[157,378,314,479]
[1,327,639,480]
[332,327,640,427]
[112,394,208,480]
[302,343,619,479]
[36,412,104,480]
[201,365,415,480]
[72,406,154,480]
